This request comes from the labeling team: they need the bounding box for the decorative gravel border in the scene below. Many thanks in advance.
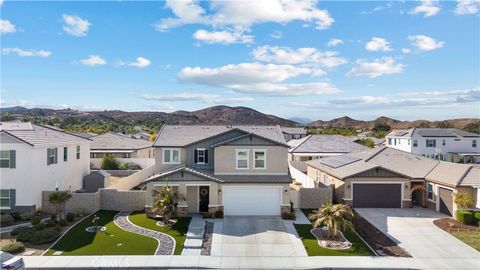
[113,211,175,255]
[200,221,214,255]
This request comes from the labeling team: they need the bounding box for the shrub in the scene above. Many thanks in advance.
[20,212,33,221]
[10,212,22,221]
[58,219,68,227]
[1,242,25,254]
[118,162,129,170]
[66,212,75,222]
[202,212,214,219]
[34,223,46,231]
[214,210,224,219]
[475,212,480,222]
[45,219,56,228]
[29,228,60,244]
[31,216,42,226]
[11,226,32,237]
[454,192,475,209]
[15,228,33,242]
[456,210,475,225]
[281,212,296,220]
[101,154,119,170]
[1,214,14,227]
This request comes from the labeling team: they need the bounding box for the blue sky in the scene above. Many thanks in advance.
[1,0,479,121]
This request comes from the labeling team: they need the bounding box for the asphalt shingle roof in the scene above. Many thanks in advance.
[388,128,479,138]
[90,133,152,150]
[289,135,368,153]
[281,127,307,135]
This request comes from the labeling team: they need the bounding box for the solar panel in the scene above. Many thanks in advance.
[319,155,361,168]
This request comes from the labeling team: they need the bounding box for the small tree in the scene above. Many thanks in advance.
[101,154,119,170]
[149,133,157,142]
[152,179,175,226]
[454,192,475,209]
[48,191,72,220]
[309,202,354,240]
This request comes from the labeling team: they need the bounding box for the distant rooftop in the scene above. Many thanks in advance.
[281,127,306,135]
[72,132,98,139]
[288,135,368,154]
[388,128,479,138]
[90,133,152,150]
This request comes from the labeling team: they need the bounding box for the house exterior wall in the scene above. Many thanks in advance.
[154,147,187,172]
[0,133,90,212]
[214,145,288,175]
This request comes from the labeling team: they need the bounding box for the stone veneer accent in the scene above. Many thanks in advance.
[208,206,224,214]
[402,200,412,208]
[281,206,290,214]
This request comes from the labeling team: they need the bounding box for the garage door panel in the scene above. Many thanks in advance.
[223,186,280,216]
[439,187,453,216]
[353,183,401,208]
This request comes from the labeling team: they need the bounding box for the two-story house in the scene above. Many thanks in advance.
[386,128,479,163]
[0,122,91,213]
[142,125,292,216]
[281,127,307,142]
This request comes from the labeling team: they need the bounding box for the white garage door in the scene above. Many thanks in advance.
[223,186,281,216]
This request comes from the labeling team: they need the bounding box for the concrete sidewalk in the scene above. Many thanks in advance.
[22,255,479,269]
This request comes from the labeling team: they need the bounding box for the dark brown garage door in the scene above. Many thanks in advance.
[353,183,402,208]
[439,187,453,216]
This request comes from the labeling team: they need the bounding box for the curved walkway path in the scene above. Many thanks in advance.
[113,211,175,255]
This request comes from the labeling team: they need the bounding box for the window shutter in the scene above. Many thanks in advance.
[47,149,50,165]
[9,150,15,168]
[194,149,198,163]
[204,149,208,163]
[55,148,58,164]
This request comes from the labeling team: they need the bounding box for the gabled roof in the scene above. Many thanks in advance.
[0,122,90,147]
[289,135,367,154]
[387,128,479,138]
[143,165,223,184]
[281,127,306,135]
[460,167,480,187]
[72,132,98,139]
[153,125,287,147]
[90,133,152,150]
[210,132,289,148]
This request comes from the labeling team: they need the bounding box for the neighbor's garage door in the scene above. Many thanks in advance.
[353,183,402,208]
[223,186,281,215]
[438,187,453,216]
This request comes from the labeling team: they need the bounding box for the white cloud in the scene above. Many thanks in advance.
[156,0,334,31]
[0,19,16,34]
[401,48,412,54]
[360,2,394,14]
[270,30,283,39]
[327,38,343,47]
[408,35,445,51]
[347,57,405,78]
[253,46,347,68]
[178,62,339,96]
[141,92,254,104]
[2,48,51,57]
[455,0,480,15]
[365,37,392,52]
[409,0,441,17]
[79,55,107,66]
[121,57,151,68]
[147,104,176,111]
[193,29,254,44]
[0,0,4,7]
[62,14,91,37]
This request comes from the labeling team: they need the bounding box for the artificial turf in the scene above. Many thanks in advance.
[128,211,191,255]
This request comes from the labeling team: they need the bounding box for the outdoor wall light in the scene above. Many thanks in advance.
[218,189,222,194]
[405,185,408,189]
[284,189,288,194]
[347,184,350,189]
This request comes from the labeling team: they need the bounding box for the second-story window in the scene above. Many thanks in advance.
[442,140,446,146]
[236,149,249,169]
[195,148,207,164]
[76,146,81,159]
[0,150,15,169]
[388,138,392,145]
[254,150,266,169]
[473,140,477,147]
[63,147,68,162]
[47,148,58,165]
[163,148,180,164]
[413,139,418,147]
[426,139,436,148]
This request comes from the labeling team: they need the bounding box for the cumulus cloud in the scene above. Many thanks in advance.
[147,104,176,111]
[193,29,254,44]
[117,57,151,68]
[409,0,441,17]
[79,55,107,66]
[360,2,394,14]
[455,0,480,15]
[408,35,445,51]
[0,19,16,34]
[347,57,405,78]
[62,14,91,36]
[156,0,334,32]
[2,48,51,57]
[401,48,412,54]
[365,37,392,52]
[141,92,254,104]
[327,38,343,47]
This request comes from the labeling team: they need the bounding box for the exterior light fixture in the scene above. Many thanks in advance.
[218,189,222,194]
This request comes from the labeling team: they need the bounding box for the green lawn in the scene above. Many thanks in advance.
[128,211,191,255]
[452,231,480,251]
[297,208,374,256]
[44,210,157,256]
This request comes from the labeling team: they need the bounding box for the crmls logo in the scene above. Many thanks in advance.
[91,257,130,268]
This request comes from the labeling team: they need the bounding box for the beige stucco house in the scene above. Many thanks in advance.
[141,125,292,216]
[306,147,479,216]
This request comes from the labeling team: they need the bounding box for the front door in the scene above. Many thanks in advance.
[199,186,209,212]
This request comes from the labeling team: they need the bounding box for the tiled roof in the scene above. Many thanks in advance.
[90,133,152,150]
[281,127,307,135]
[289,135,368,153]
[289,161,308,173]
[72,132,98,139]
[460,167,480,187]
[0,122,90,147]
[425,162,473,186]
[388,128,479,138]
[153,125,286,147]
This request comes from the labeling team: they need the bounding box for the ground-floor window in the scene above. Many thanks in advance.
[0,189,11,209]
[427,183,435,201]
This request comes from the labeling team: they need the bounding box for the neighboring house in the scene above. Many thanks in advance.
[0,122,90,212]
[281,127,307,142]
[386,128,480,163]
[142,125,292,216]
[288,135,368,161]
[352,136,385,148]
[89,133,154,169]
[306,147,480,216]
[72,132,98,139]
[130,133,151,141]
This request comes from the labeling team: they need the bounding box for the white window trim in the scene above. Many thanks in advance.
[163,148,181,164]
[427,182,435,202]
[0,189,11,210]
[0,150,11,168]
[47,148,57,165]
[196,148,206,164]
[235,149,249,170]
[253,149,267,170]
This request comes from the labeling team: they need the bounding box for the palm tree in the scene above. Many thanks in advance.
[152,179,174,226]
[308,202,354,240]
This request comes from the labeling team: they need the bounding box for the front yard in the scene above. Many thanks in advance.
[434,218,480,252]
[296,209,374,256]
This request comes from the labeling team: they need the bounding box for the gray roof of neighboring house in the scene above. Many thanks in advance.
[388,128,479,138]
[281,127,307,135]
[0,122,90,147]
[72,132,98,139]
[90,133,152,150]
[154,125,287,147]
[289,135,368,154]
[289,161,308,173]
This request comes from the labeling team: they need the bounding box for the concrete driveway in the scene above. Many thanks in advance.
[356,208,479,264]
[210,216,306,257]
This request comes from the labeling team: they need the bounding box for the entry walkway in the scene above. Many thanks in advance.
[181,214,205,255]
